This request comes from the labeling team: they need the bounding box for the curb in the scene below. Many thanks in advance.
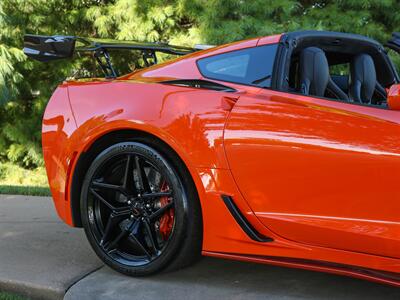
[64,266,104,298]
[0,195,103,300]
[0,265,104,300]
[0,279,62,300]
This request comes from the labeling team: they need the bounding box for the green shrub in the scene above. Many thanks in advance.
[2,0,400,171]
[0,162,48,187]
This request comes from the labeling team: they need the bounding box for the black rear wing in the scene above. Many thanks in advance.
[23,34,204,78]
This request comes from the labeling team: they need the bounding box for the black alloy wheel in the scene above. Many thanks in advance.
[80,140,202,275]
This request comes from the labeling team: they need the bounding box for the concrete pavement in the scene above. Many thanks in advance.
[0,195,102,300]
[65,258,400,300]
[1,195,400,300]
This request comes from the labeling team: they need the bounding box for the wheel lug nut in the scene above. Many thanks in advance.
[128,201,131,205]
[130,215,134,219]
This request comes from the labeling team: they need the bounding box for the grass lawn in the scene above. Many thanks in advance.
[0,292,28,300]
[0,163,50,196]
[0,185,50,196]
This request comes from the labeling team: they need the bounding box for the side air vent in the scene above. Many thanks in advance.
[221,195,273,242]
[162,79,236,92]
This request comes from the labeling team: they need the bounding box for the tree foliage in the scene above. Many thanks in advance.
[1,0,400,168]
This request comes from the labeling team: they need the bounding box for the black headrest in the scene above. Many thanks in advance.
[299,47,329,97]
[350,54,376,103]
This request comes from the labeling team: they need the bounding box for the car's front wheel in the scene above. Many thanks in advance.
[80,140,202,276]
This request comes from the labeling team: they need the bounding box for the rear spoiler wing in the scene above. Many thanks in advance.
[23,34,212,78]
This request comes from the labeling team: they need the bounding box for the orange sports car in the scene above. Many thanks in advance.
[24,31,400,286]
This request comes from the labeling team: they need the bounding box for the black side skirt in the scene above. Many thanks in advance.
[221,195,273,242]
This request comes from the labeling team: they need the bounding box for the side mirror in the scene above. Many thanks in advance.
[387,84,400,110]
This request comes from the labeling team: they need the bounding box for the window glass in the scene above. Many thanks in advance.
[197,44,278,87]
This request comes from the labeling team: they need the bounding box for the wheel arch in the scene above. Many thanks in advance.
[70,128,204,228]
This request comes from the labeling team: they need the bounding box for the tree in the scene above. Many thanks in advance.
[1,0,400,169]
[0,0,105,167]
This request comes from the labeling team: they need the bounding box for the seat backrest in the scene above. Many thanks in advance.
[349,54,376,103]
[331,75,349,93]
[299,47,329,97]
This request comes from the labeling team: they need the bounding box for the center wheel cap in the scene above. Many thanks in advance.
[131,207,141,217]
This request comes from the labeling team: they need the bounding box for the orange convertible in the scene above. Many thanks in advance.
[24,31,400,285]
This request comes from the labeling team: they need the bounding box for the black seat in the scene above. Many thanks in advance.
[331,75,349,93]
[349,54,376,104]
[299,47,349,100]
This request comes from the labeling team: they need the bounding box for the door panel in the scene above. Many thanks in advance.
[224,90,400,258]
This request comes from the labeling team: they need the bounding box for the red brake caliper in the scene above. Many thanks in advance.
[158,181,174,240]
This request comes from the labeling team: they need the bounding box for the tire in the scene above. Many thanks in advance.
[80,140,202,276]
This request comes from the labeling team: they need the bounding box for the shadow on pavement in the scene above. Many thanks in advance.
[65,257,400,300]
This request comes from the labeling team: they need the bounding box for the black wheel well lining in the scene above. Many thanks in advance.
[70,129,199,227]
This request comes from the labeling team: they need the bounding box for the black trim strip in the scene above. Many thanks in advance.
[206,251,400,284]
[221,195,273,242]
[161,79,236,92]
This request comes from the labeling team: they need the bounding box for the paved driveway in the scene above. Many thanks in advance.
[0,195,102,299]
[1,195,399,299]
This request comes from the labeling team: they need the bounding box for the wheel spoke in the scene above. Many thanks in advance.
[143,218,159,253]
[113,207,131,215]
[149,201,174,221]
[90,188,131,213]
[100,214,118,247]
[123,155,136,194]
[92,181,129,198]
[105,229,129,253]
[100,210,131,247]
[135,156,151,193]
[105,219,137,252]
[129,223,152,259]
[141,191,172,200]
[90,188,116,211]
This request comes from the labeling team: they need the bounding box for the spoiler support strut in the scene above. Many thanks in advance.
[93,49,118,78]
